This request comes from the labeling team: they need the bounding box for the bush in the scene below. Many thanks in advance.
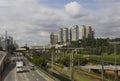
[32,56,47,67]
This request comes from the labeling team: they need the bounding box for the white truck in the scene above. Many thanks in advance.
[16,61,23,73]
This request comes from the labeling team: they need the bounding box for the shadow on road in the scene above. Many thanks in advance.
[2,62,15,81]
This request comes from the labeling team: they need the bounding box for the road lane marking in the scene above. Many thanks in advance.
[14,67,17,81]
[32,73,35,76]
[36,78,39,81]
[23,72,29,81]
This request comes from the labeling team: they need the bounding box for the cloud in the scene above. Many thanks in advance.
[0,0,67,46]
[97,0,120,3]
[64,1,88,18]
[0,0,119,46]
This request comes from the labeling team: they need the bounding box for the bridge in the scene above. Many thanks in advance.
[75,65,120,79]
[75,65,120,70]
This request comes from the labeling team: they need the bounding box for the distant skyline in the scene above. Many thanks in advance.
[0,0,120,46]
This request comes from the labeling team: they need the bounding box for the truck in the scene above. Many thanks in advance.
[16,61,23,73]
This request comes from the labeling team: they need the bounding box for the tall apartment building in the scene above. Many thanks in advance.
[58,28,69,44]
[50,32,58,45]
[70,25,79,41]
[1,36,13,50]
[70,25,83,41]
[70,25,94,41]
[81,25,94,39]
[51,25,94,45]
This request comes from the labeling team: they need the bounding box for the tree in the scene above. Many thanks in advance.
[32,56,47,67]
[8,44,16,54]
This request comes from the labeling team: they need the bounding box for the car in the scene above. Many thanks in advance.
[30,65,35,70]
[12,59,15,63]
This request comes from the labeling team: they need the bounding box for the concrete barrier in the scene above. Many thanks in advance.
[0,51,7,80]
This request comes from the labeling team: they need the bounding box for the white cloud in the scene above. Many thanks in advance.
[0,0,119,46]
[64,1,88,18]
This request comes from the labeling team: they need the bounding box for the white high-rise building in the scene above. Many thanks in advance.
[58,28,69,44]
[78,26,83,40]
[70,25,94,41]
[70,25,83,41]
[62,28,69,43]
[81,25,94,39]
[70,25,79,41]
[1,36,13,50]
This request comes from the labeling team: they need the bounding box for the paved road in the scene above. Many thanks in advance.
[2,52,52,81]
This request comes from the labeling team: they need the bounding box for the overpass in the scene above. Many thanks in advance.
[75,65,120,79]
[75,65,120,70]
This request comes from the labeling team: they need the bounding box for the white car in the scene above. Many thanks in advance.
[16,67,23,73]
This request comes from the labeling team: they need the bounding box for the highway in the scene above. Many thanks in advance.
[2,52,53,81]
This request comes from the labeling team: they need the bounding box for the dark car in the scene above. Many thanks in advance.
[30,65,35,70]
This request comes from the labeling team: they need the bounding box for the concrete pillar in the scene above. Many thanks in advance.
[115,70,118,81]
[104,70,105,74]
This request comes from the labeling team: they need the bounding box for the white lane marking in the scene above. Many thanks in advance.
[32,73,35,76]
[36,78,39,81]
[23,72,29,81]
[14,67,17,81]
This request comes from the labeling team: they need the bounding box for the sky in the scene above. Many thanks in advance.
[0,0,120,46]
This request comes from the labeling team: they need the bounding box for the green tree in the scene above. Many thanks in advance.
[8,44,16,54]
[32,56,47,67]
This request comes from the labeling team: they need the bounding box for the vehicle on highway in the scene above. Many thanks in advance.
[16,61,23,73]
[30,65,35,70]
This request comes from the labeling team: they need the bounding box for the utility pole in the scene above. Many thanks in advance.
[75,49,79,67]
[109,41,120,81]
[70,50,74,81]
[51,52,54,71]
[101,51,104,81]
[114,42,117,81]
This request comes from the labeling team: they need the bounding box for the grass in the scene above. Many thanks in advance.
[89,54,120,64]
[54,65,96,81]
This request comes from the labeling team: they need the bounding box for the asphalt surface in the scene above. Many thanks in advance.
[2,52,48,81]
